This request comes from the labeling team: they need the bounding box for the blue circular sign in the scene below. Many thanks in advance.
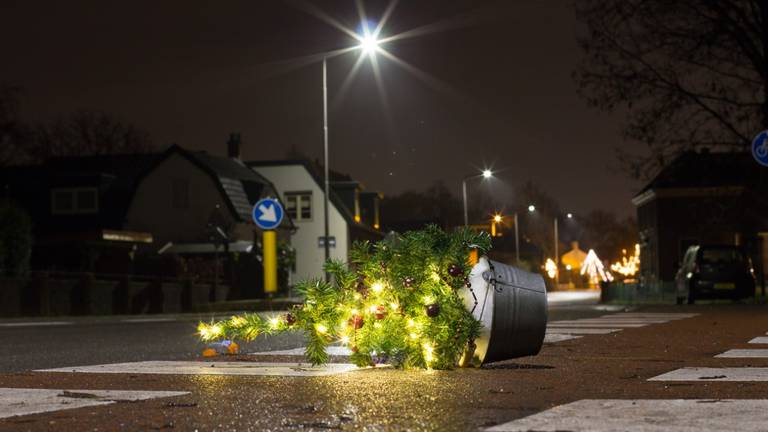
[752,130,768,167]
[252,198,284,230]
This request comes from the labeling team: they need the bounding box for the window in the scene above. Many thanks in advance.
[285,191,312,221]
[51,188,98,214]
[172,178,190,209]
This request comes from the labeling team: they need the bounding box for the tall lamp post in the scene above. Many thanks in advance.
[462,169,493,226]
[321,32,380,277]
[513,204,536,265]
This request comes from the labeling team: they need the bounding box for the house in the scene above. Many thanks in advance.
[247,160,382,282]
[0,153,158,274]
[125,139,294,298]
[0,136,294,299]
[632,150,768,290]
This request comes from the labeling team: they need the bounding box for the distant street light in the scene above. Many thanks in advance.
[528,205,536,212]
[462,169,493,226]
[321,27,380,277]
[491,213,503,237]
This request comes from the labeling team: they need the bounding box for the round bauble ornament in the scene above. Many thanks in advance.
[425,303,441,317]
[374,305,387,320]
[448,264,462,277]
[403,277,415,288]
[349,315,364,329]
[284,312,296,325]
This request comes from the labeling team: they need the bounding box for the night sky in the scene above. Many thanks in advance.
[0,0,637,218]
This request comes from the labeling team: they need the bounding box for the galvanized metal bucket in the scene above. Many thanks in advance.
[461,257,548,364]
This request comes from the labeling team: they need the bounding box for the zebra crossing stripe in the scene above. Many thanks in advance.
[547,322,647,328]
[37,361,362,377]
[649,367,768,382]
[543,333,582,343]
[250,346,352,356]
[0,388,188,420]
[485,399,768,432]
[715,349,768,358]
[546,328,621,334]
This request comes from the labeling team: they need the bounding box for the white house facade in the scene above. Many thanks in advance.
[248,161,381,282]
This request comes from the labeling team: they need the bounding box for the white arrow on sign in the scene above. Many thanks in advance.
[258,204,277,222]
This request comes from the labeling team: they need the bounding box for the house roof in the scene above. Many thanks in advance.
[144,145,293,228]
[247,159,381,236]
[637,151,767,195]
[0,153,159,230]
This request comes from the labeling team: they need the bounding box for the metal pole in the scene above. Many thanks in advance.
[322,57,330,281]
[554,217,559,288]
[462,179,468,227]
[514,212,520,265]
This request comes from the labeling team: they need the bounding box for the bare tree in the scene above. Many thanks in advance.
[30,110,153,161]
[574,0,767,179]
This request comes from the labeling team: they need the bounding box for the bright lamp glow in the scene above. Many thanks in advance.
[528,205,536,212]
[493,214,502,223]
[360,34,379,54]
[482,169,492,178]
[567,213,573,219]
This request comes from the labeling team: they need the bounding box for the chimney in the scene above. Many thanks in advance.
[227,133,241,160]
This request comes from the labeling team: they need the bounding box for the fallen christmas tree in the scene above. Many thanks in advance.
[198,225,492,370]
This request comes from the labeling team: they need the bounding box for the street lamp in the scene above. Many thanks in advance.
[321,29,380,276]
[461,169,493,226]
[491,213,502,237]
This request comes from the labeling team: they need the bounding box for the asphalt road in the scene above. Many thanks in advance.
[2,296,766,431]
[0,292,612,373]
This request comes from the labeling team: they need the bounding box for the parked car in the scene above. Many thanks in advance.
[675,245,756,304]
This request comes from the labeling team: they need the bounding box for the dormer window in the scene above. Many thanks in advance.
[51,188,98,214]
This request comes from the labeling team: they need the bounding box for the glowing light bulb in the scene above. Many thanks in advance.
[389,302,399,311]
[423,342,435,363]
[371,282,385,293]
[211,325,222,337]
[340,335,350,345]
[269,317,280,329]
[410,332,419,340]
[315,324,328,334]
[407,319,415,327]
[423,296,434,304]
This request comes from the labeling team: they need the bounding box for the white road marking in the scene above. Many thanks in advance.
[546,328,621,335]
[250,346,353,356]
[0,321,72,328]
[121,318,177,323]
[609,313,698,319]
[749,336,768,344]
[543,333,581,343]
[649,367,768,382]
[38,361,363,377]
[485,399,768,432]
[573,317,672,322]
[0,388,188,420]
[548,322,647,328]
[715,349,768,358]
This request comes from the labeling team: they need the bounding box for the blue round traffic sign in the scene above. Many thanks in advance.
[752,130,768,167]
[252,198,284,230]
